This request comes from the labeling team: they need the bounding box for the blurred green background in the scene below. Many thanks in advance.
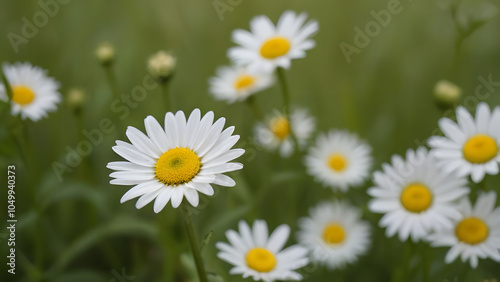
[1,0,500,281]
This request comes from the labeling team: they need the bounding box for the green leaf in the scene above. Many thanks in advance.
[40,181,109,216]
[46,216,157,279]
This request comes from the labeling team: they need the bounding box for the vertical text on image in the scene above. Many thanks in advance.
[7,165,17,275]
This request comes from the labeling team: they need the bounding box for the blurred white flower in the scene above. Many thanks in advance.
[368,147,470,242]
[209,65,274,104]
[297,201,371,270]
[228,10,319,73]
[95,42,115,66]
[434,80,461,107]
[305,130,372,192]
[428,191,500,269]
[428,102,500,183]
[0,62,61,122]
[107,109,245,212]
[216,220,309,282]
[147,50,176,82]
[66,88,86,110]
[255,108,315,158]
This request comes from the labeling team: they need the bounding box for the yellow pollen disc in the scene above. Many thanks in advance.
[270,117,290,140]
[463,134,498,164]
[322,223,346,245]
[455,217,489,245]
[328,154,348,172]
[155,147,202,186]
[260,36,291,59]
[234,74,256,91]
[12,85,35,105]
[246,248,277,273]
[400,183,433,213]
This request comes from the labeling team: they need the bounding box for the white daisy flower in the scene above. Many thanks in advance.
[209,65,274,104]
[228,10,319,73]
[107,109,245,213]
[304,130,372,192]
[0,62,61,121]
[368,147,470,242]
[255,108,315,158]
[216,220,309,282]
[297,201,371,270]
[428,102,500,183]
[428,191,500,268]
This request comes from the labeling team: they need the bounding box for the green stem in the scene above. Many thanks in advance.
[160,214,177,282]
[402,242,414,282]
[11,124,29,169]
[245,95,263,120]
[459,263,470,280]
[451,35,465,80]
[74,111,93,180]
[337,269,346,282]
[161,81,173,111]
[179,203,208,282]
[104,66,120,100]
[421,243,431,282]
[276,67,299,151]
[392,241,414,282]
[276,67,290,119]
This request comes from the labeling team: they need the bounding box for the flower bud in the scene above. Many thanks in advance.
[95,42,115,66]
[66,88,86,113]
[434,80,461,108]
[147,51,176,83]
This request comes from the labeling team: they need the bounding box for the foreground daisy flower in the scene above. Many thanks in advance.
[228,10,319,73]
[0,62,61,121]
[107,109,245,212]
[209,65,274,104]
[428,191,500,268]
[368,147,470,242]
[216,220,309,281]
[428,102,500,183]
[297,201,371,270]
[304,130,372,191]
[255,108,315,157]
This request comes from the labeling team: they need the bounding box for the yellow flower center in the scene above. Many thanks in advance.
[12,85,35,105]
[270,117,290,140]
[260,36,291,59]
[246,248,277,273]
[400,183,433,213]
[463,134,498,164]
[155,147,202,186]
[455,217,489,245]
[328,154,348,172]
[322,223,346,245]
[234,74,256,91]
